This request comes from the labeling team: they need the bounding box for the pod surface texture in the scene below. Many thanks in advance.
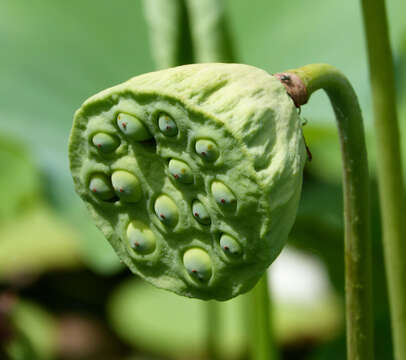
[69,63,306,300]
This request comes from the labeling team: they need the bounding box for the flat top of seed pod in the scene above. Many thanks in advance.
[69,63,306,300]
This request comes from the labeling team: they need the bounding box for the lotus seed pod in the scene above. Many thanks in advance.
[88,174,115,201]
[154,195,179,227]
[220,234,242,257]
[69,63,306,300]
[111,170,142,203]
[117,113,152,141]
[183,248,212,282]
[195,139,219,162]
[168,159,193,184]
[92,132,120,153]
[127,221,156,255]
[192,200,211,225]
[158,113,178,137]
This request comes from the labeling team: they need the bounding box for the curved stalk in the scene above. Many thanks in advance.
[360,1,406,358]
[276,64,373,360]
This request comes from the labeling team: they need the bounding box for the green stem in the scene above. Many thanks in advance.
[206,300,220,360]
[185,0,235,62]
[142,0,194,69]
[250,273,278,360]
[277,64,373,360]
[360,1,406,358]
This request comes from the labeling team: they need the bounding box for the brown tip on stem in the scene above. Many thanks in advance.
[274,72,308,107]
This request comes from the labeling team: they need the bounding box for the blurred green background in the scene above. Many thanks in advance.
[0,0,405,359]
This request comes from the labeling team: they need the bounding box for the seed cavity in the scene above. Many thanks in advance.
[111,170,142,202]
[92,132,120,153]
[154,195,179,227]
[183,248,212,282]
[158,113,178,137]
[88,174,115,201]
[195,139,219,162]
[211,181,236,208]
[192,200,211,225]
[127,221,156,255]
[168,159,193,184]
[117,113,152,141]
[220,234,242,257]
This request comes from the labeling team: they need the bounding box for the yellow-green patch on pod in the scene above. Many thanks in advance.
[68,63,306,300]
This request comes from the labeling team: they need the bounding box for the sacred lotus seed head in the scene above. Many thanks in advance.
[211,181,236,208]
[220,234,242,257]
[158,113,178,137]
[88,174,115,201]
[168,159,193,184]
[117,113,152,141]
[92,132,120,153]
[195,139,219,162]
[111,170,142,203]
[127,221,156,255]
[154,194,179,227]
[192,200,211,225]
[69,63,306,300]
[183,248,212,282]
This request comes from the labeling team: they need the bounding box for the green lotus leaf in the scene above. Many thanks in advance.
[69,63,306,300]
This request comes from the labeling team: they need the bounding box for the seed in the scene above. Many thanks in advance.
[154,195,179,227]
[220,234,242,257]
[92,132,120,153]
[158,113,178,137]
[127,221,156,255]
[192,200,211,225]
[195,139,219,162]
[117,113,152,141]
[183,248,212,282]
[88,174,115,200]
[211,181,236,208]
[168,159,193,184]
[111,170,142,202]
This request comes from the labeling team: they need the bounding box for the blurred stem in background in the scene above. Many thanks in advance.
[250,274,279,360]
[142,0,193,68]
[359,1,406,359]
[277,63,373,360]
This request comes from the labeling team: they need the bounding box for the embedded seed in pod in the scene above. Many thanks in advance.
[127,221,156,255]
[168,159,193,184]
[69,63,306,300]
[220,234,242,257]
[158,113,178,137]
[183,248,212,282]
[88,174,115,201]
[111,170,142,203]
[211,181,236,208]
[195,139,219,162]
[117,113,152,141]
[192,200,211,225]
[154,195,179,227]
[92,132,120,153]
